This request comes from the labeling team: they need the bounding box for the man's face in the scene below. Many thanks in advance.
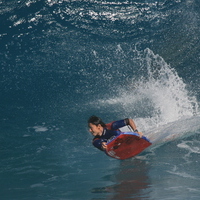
[88,123,103,136]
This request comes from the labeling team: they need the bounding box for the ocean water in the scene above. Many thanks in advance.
[1,0,200,199]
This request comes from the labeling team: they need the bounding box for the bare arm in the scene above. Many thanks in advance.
[127,118,143,137]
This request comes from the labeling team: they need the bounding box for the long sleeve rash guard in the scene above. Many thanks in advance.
[92,118,129,151]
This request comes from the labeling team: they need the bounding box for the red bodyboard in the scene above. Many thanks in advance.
[106,132,151,160]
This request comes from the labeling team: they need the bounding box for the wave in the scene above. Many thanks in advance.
[90,48,200,145]
[0,0,181,41]
[47,0,178,40]
[97,48,198,120]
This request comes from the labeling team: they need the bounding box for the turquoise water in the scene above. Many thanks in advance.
[1,0,200,199]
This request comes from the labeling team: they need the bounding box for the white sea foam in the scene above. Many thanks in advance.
[177,140,200,154]
[30,183,44,188]
[13,18,25,26]
[97,48,199,131]
[167,170,200,180]
[95,48,200,145]
[32,126,48,132]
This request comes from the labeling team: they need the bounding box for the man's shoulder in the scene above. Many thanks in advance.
[93,135,101,141]
[105,121,115,130]
[106,119,127,130]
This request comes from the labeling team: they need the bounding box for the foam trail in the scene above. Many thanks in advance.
[141,48,199,125]
[132,49,200,144]
[96,48,200,144]
[101,48,198,128]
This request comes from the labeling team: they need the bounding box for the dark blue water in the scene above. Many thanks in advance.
[1,0,200,199]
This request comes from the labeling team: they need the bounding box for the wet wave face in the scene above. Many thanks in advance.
[46,0,170,39]
[1,0,200,200]
[1,0,200,102]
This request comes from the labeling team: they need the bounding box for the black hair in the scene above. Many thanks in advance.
[88,115,106,127]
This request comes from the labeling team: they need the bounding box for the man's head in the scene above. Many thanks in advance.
[88,115,106,136]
